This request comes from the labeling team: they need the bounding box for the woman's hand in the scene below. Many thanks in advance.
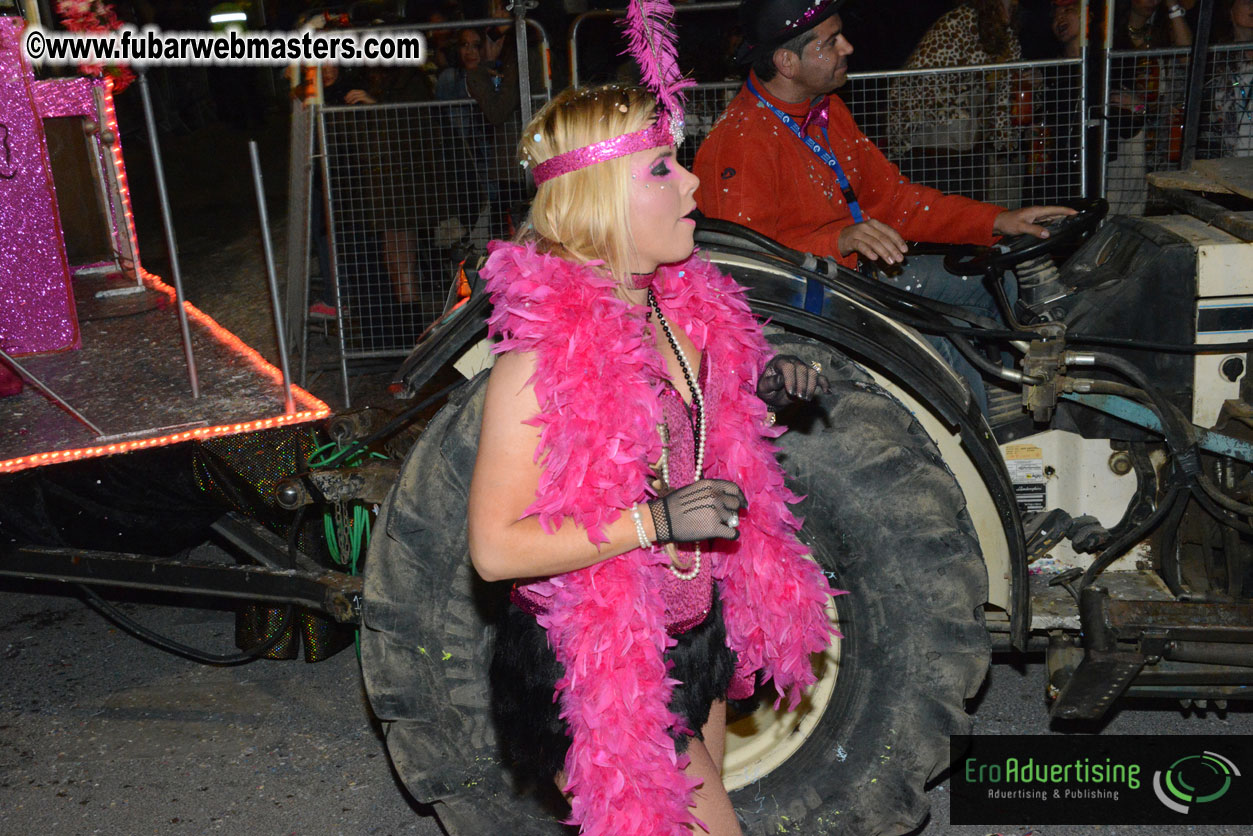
[484,29,508,62]
[344,89,377,105]
[757,355,830,407]
[648,479,747,544]
[1166,4,1193,47]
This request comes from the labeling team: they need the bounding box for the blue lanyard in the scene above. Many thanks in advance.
[747,78,865,312]
[746,78,865,224]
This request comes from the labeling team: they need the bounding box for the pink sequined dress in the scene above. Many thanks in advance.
[512,354,714,635]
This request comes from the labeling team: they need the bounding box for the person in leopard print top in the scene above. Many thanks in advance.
[889,1,1028,201]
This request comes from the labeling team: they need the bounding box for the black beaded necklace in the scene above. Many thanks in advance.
[646,288,708,580]
[647,288,704,466]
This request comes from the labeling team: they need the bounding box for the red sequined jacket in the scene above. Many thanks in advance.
[694,71,1005,269]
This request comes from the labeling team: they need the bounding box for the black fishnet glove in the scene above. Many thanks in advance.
[648,479,747,544]
[757,355,830,408]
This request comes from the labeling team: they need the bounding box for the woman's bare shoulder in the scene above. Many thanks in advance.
[486,350,536,393]
[481,350,541,428]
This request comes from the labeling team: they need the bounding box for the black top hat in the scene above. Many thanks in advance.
[734,0,848,64]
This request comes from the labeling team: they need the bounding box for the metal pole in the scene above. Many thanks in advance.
[296,103,315,388]
[1180,0,1215,168]
[569,3,739,89]
[533,21,553,96]
[0,349,104,436]
[570,12,586,88]
[282,96,314,384]
[512,1,534,126]
[92,86,142,286]
[136,72,199,399]
[88,86,138,288]
[248,141,296,416]
[1098,0,1114,200]
[316,111,352,408]
[1079,0,1089,197]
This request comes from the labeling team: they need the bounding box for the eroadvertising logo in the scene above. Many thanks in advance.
[1152,751,1240,814]
[950,736,1252,825]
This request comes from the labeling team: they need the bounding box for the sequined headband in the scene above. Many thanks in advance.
[530,118,675,186]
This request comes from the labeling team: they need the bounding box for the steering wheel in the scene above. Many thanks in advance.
[943,197,1108,276]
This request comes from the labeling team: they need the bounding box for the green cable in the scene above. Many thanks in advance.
[324,513,342,564]
[306,439,341,468]
[309,430,387,574]
[306,430,388,657]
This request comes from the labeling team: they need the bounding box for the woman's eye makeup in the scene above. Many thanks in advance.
[636,152,678,186]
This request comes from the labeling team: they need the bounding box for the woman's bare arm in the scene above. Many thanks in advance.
[466,350,657,582]
[1167,3,1193,46]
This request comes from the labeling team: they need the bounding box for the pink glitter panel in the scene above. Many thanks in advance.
[33,77,99,119]
[532,120,672,186]
[0,17,80,356]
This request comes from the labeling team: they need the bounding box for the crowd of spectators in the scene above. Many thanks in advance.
[294,0,1251,343]
[87,2,1248,343]
[1208,0,1253,156]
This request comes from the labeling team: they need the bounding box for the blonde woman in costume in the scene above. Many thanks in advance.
[466,84,836,836]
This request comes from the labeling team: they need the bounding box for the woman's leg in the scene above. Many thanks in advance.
[702,699,728,768]
[684,700,739,834]
[555,701,740,833]
[382,228,418,304]
[684,737,742,835]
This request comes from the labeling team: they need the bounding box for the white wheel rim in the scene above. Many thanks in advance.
[722,591,842,791]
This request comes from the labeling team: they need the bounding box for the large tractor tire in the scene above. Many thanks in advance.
[360,334,990,835]
[724,334,990,835]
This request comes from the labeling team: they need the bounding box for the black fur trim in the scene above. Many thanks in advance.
[490,589,736,779]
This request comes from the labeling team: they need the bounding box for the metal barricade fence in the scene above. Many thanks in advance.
[1100,44,1253,216]
[845,59,1086,208]
[1197,43,1253,160]
[569,2,739,89]
[314,18,551,375]
[1102,46,1190,216]
[679,82,738,169]
[570,5,1252,226]
[319,97,538,357]
[674,60,1088,210]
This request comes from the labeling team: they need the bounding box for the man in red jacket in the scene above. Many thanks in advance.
[694,0,1075,410]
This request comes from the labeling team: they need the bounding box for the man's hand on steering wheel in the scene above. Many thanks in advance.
[944,198,1107,275]
[837,218,909,265]
[992,205,1078,239]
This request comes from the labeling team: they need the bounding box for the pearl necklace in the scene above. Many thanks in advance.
[648,289,705,581]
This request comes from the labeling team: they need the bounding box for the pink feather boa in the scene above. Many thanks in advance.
[482,241,837,836]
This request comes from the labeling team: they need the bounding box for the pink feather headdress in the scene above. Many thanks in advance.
[620,0,695,144]
[530,0,693,186]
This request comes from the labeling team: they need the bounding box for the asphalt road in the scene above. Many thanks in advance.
[2,573,1247,836]
[0,577,442,836]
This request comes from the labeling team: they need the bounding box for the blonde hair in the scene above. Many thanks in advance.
[517,84,658,283]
